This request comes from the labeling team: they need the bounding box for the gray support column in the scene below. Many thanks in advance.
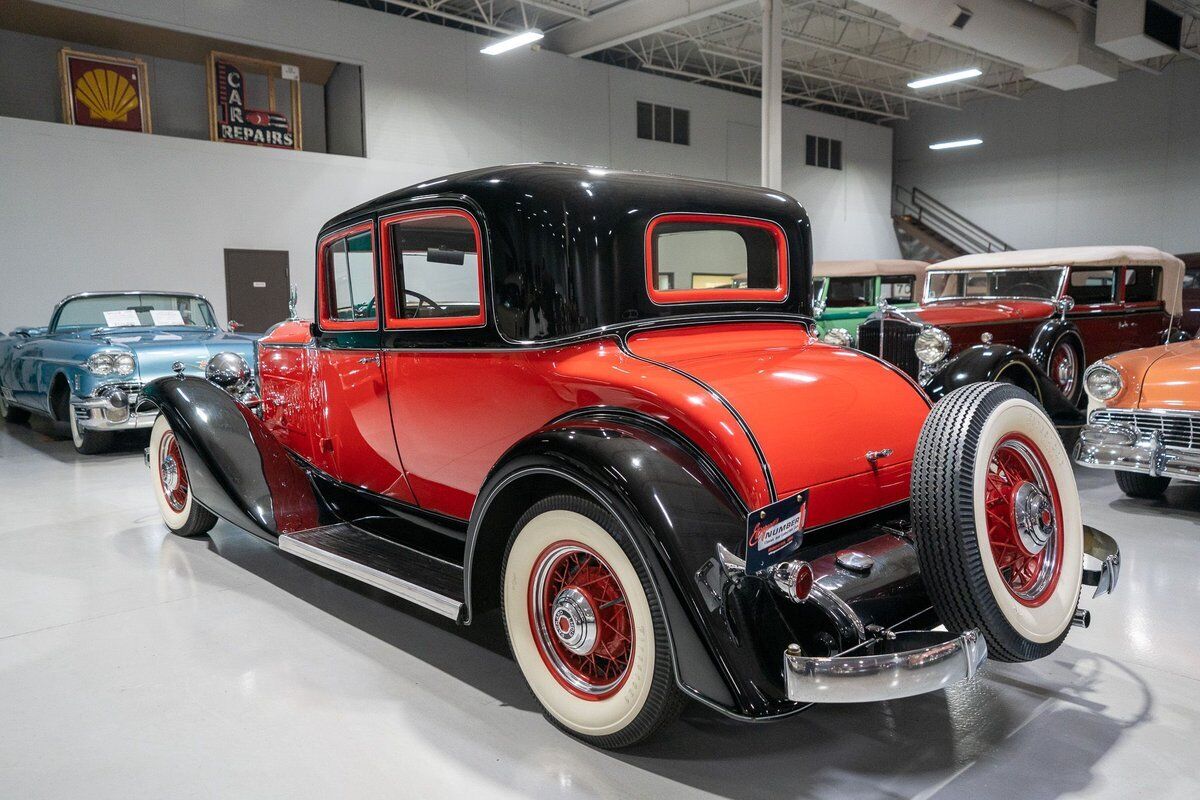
[760,0,783,190]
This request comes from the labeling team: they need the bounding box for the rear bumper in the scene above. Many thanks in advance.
[1073,422,1200,482]
[784,629,986,703]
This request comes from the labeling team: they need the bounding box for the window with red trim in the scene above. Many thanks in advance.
[319,225,377,331]
[381,209,486,328]
[646,214,788,304]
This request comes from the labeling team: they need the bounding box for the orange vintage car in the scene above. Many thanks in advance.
[1074,339,1200,497]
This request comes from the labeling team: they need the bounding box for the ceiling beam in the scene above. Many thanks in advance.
[543,0,757,57]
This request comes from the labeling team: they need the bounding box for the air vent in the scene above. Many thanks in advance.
[1096,0,1181,60]
[950,5,972,30]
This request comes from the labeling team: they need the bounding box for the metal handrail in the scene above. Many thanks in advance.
[893,185,1014,254]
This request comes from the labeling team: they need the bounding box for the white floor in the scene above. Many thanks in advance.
[1,416,1197,800]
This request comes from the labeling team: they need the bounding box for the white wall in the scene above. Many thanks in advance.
[0,0,898,330]
[894,57,1200,254]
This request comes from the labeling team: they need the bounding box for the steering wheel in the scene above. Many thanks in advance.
[404,289,447,317]
[1009,282,1050,298]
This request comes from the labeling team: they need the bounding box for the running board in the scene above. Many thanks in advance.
[279,524,464,620]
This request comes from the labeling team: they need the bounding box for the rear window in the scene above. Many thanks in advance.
[1124,265,1161,304]
[646,214,787,303]
[881,274,916,302]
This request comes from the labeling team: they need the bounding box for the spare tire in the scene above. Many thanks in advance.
[911,382,1082,662]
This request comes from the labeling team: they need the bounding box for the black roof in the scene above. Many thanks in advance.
[320,164,813,345]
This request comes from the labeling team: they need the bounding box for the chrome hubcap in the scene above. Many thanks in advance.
[551,587,598,656]
[161,455,180,493]
[1013,481,1055,555]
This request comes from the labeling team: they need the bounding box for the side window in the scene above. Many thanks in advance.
[1124,265,1161,304]
[320,226,376,330]
[826,277,872,307]
[880,274,915,302]
[1067,267,1116,306]
[381,209,485,328]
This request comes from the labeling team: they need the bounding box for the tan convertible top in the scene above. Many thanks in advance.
[813,259,929,279]
[931,246,1184,316]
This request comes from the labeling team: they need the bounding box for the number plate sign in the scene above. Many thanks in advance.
[745,490,808,575]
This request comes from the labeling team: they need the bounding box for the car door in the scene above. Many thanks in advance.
[1120,265,1171,347]
[1064,266,1123,361]
[314,222,416,502]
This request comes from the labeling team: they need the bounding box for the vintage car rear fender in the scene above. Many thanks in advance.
[924,344,1084,424]
[1028,318,1083,370]
[141,376,324,538]
[465,411,856,719]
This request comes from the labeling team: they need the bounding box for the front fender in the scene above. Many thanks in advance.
[925,344,1084,424]
[141,376,323,538]
[1028,317,1082,371]
[465,412,815,719]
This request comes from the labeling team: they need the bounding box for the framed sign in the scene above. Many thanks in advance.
[59,49,151,133]
[207,51,302,151]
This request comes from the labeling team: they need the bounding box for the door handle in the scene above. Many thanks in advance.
[358,355,380,365]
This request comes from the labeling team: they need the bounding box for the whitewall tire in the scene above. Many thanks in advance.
[149,415,217,537]
[912,382,1083,662]
[501,495,683,748]
[69,406,114,454]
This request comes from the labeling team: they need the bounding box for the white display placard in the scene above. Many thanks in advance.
[103,309,141,327]
[150,309,185,326]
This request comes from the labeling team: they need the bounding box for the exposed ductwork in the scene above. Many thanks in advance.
[854,0,1120,90]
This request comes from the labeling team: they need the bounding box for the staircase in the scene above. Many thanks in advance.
[893,185,1014,262]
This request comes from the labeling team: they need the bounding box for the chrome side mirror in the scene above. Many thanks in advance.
[812,299,826,319]
[1055,296,1075,319]
[288,284,299,319]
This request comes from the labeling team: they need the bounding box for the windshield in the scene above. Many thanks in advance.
[925,267,1065,302]
[52,294,217,332]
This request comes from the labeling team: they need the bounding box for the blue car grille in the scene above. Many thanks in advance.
[1091,409,1200,450]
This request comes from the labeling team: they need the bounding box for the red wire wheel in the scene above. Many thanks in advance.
[158,430,190,513]
[528,541,634,700]
[983,433,1064,607]
[1048,340,1079,401]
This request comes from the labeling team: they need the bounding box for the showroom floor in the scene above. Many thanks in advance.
[0,417,1196,800]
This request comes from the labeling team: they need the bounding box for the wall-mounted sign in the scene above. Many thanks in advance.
[207,51,302,151]
[59,49,152,133]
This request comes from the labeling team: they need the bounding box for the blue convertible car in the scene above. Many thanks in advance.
[0,291,257,454]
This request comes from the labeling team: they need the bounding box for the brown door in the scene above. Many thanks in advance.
[223,249,291,333]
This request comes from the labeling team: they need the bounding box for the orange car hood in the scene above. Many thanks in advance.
[625,323,930,525]
[1134,339,1200,411]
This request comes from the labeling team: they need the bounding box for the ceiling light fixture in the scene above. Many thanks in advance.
[907,68,983,89]
[929,138,983,150]
[480,29,544,55]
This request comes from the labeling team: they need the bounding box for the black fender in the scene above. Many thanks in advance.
[924,344,1084,425]
[1028,317,1083,372]
[141,376,326,539]
[463,410,817,719]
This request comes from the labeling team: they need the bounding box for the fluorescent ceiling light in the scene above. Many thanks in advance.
[907,68,983,89]
[929,138,983,150]
[480,29,543,55]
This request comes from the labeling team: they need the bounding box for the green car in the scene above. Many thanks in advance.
[811,260,928,347]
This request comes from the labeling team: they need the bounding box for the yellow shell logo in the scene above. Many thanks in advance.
[74,68,139,123]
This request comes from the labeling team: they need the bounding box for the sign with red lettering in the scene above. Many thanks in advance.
[745,490,807,575]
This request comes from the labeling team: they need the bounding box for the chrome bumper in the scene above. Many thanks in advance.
[784,629,986,703]
[1073,422,1200,482]
[72,391,157,432]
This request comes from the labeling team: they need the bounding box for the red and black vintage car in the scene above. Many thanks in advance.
[143,165,1119,748]
[858,246,1186,424]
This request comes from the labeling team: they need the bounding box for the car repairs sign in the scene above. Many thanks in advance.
[207,51,302,151]
[746,490,807,575]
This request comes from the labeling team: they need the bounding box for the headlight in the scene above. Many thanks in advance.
[821,328,853,348]
[86,351,135,376]
[206,352,252,393]
[1084,363,1122,402]
[914,326,951,365]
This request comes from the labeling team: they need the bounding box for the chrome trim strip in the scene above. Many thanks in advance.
[278,532,463,619]
[784,629,986,703]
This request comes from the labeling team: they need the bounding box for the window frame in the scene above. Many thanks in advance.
[379,208,487,330]
[1119,264,1164,308]
[317,221,378,332]
[1065,266,1119,308]
[644,213,789,305]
